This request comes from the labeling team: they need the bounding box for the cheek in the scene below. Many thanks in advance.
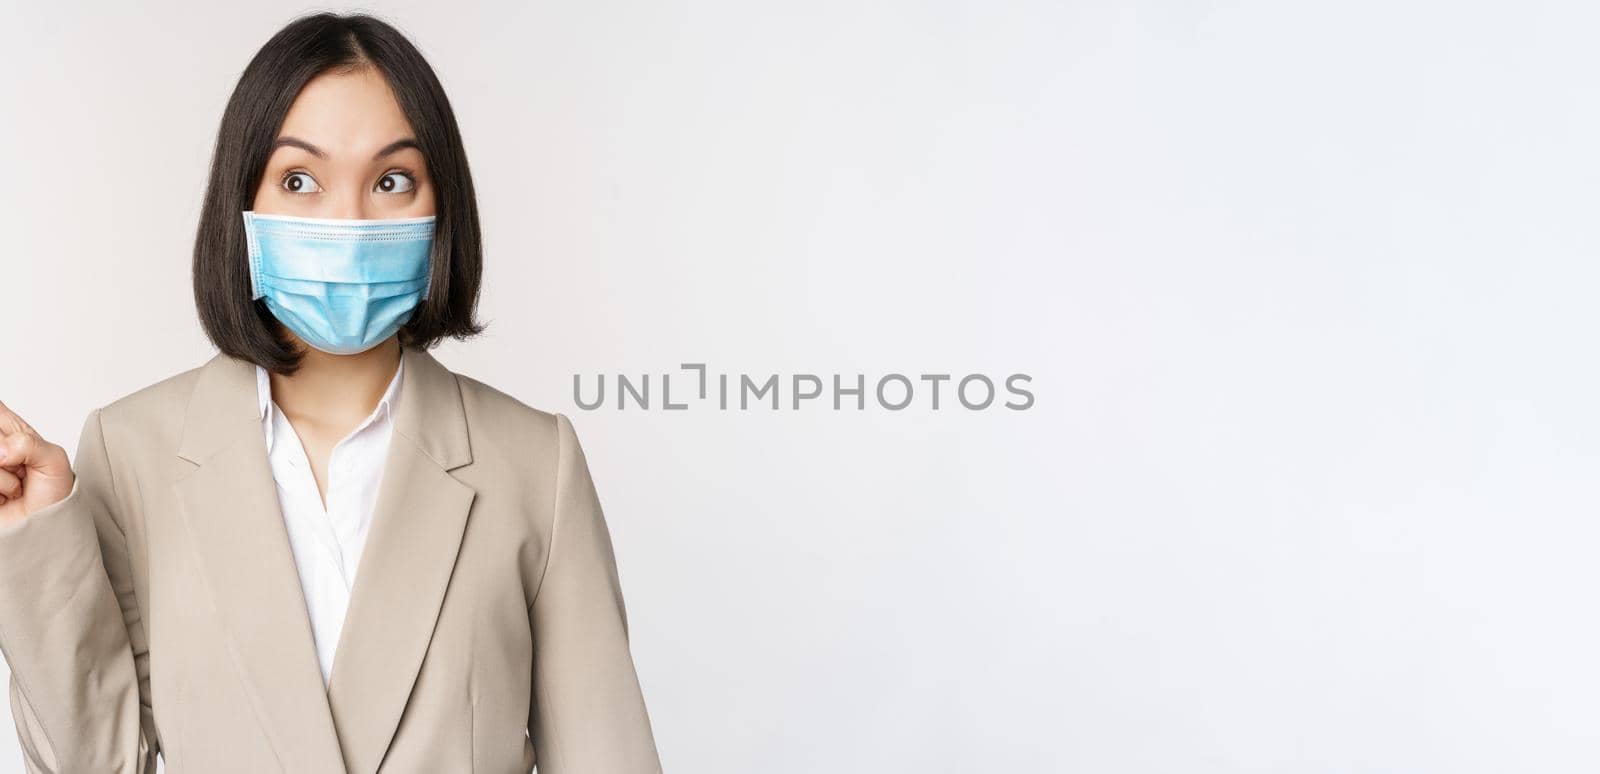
[406,181,438,217]
[248,178,284,213]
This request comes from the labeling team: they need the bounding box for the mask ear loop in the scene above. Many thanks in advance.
[420,229,437,302]
[391,240,433,336]
[241,211,265,299]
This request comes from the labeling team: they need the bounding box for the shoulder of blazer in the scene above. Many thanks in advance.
[89,359,210,460]
[450,370,563,458]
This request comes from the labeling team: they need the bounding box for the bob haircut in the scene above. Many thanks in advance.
[194,12,484,374]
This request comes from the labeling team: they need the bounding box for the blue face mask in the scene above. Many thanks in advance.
[241,211,435,355]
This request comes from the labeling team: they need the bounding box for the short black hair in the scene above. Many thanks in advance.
[193,12,484,373]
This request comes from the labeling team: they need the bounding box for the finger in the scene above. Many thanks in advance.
[0,402,23,436]
[0,409,34,439]
[0,432,29,469]
[0,432,68,478]
[0,468,17,499]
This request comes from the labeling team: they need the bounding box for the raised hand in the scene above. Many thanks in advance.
[0,400,75,527]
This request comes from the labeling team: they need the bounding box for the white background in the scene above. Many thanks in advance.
[2,1,1597,772]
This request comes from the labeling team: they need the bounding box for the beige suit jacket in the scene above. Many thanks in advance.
[0,346,663,773]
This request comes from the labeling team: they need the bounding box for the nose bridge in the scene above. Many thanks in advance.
[312,158,371,220]
[327,183,371,220]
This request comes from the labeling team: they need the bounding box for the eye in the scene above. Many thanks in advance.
[281,171,322,194]
[376,171,416,194]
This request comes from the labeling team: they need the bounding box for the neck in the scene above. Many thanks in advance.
[269,337,401,426]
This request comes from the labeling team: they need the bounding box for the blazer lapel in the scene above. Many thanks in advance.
[173,352,348,774]
[325,345,476,774]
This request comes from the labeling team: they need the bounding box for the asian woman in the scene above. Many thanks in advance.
[0,12,662,774]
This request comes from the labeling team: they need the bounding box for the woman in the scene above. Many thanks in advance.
[0,12,663,774]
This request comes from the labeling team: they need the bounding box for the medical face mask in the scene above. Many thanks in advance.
[241,211,435,355]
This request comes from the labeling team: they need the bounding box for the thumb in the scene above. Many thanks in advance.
[0,432,70,479]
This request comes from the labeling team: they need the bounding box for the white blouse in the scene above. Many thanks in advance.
[253,358,403,687]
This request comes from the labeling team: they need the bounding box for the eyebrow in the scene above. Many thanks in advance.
[271,136,421,161]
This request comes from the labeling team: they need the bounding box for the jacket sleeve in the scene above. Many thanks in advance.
[527,413,663,773]
[0,409,158,773]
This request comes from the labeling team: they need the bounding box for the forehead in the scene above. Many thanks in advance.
[277,67,416,156]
